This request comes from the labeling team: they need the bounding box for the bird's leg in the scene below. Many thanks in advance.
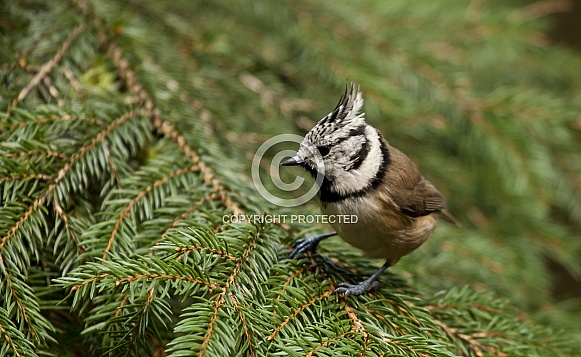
[334,260,390,297]
[289,232,336,258]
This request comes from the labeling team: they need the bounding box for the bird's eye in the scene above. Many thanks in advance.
[317,146,331,157]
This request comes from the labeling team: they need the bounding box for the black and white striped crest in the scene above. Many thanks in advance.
[305,83,366,146]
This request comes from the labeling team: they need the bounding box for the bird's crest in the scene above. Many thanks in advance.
[306,82,366,144]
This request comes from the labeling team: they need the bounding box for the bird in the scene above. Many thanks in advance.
[281,83,458,297]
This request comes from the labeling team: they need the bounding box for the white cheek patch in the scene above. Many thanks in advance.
[330,127,382,196]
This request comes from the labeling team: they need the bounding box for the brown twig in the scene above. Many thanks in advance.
[267,289,334,341]
[102,164,201,260]
[198,229,261,356]
[8,23,86,115]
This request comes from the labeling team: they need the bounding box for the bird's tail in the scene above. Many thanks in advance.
[439,209,461,227]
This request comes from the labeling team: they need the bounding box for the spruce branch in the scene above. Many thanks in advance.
[101,36,244,217]
[101,164,201,260]
[1,0,580,355]
[7,23,87,116]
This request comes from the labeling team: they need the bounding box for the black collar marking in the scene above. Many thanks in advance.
[318,133,390,203]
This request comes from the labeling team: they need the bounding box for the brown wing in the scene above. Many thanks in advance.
[394,177,447,218]
[384,145,447,218]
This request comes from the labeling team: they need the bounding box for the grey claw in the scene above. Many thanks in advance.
[289,237,317,259]
[333,280,379,297]
[288,232,336,259]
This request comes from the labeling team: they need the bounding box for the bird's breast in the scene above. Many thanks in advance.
[320,193,436,264]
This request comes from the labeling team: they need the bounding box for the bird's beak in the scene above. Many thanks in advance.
[281,155,303,166]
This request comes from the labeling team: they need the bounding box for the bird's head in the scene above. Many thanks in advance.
[282,83,387,199]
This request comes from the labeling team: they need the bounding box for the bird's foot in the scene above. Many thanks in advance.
[334,260,390,297]
[289,237,321,258]
[334,279,380,298]
[289,232,336,259]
